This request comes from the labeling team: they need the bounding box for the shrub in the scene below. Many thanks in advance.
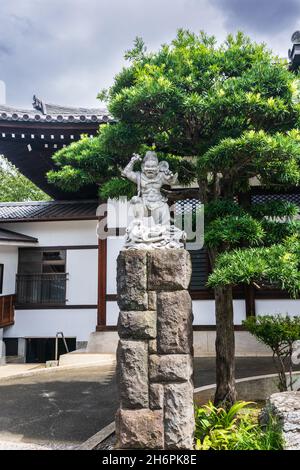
[195,401,283,450]
[243,315,300,391]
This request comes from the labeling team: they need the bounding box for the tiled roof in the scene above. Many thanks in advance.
[0,95,114,124]
[0,200,99,222]
[0,227,38,243]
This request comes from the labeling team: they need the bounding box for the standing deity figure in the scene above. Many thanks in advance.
[121,151,185,249]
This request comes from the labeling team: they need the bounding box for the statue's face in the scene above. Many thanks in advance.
[142,160,159,179]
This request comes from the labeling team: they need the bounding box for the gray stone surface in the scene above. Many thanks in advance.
[117,340,149,409]
[157,290,193,354]
[116,409,164,449]
[149,339,157,354]
[117,251,148,310]
[149,384,164,410]
[148,291,157,310]
[149,354,193,383]
[164,382,195,449]
[261,391,300,450]
[148,250,192,291]
[118,311,157,339]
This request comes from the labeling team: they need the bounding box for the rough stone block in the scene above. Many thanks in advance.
[117,251,148,310]
[164,382,195,449]
[148,291,157,310]
[118,311,156,339]
[117,340,149,408]
[148,249,192,291]
[157,290,193,354]
[261,391,300,450]
[149,339,157,354]
[149,354,193,383]
[116,408,164,449]
[149,384,164,410]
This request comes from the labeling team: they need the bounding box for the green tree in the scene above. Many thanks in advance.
[243,315,300,392]
[0,156,50,202]
[48,31,300,406]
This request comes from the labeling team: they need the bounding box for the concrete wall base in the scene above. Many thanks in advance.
[86,330,271,356]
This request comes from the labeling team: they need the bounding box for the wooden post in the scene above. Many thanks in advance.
[245,285,256,317]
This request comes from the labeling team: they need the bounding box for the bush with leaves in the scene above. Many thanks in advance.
[195,401,283,450]
[243,315,300,391]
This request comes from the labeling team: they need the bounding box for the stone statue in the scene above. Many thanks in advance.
[121,151,186,249]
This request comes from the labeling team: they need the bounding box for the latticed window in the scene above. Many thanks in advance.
[175,199,208,292]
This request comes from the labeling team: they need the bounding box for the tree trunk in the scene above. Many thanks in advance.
[214,284,237,407]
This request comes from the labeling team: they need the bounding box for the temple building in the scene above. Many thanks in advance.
[0,96,300,362]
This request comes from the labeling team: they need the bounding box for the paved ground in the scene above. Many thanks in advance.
[0,364,44,379]
[0,357,299,450]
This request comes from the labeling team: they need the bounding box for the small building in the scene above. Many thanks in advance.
[1,97,300,361]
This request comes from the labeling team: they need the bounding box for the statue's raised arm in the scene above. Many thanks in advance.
[121,153,141,184]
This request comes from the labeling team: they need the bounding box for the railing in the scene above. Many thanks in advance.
[16,273,68,306]
[0,294,15,327]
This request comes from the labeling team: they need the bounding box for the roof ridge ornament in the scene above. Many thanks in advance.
[32,95,47,114]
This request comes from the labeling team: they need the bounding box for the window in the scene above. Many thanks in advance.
[0,264,3,294]
[16,249,67,305]
[18,249,66,274]
[42,250,66,273]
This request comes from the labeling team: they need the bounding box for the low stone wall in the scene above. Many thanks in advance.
[194,373,300,405]
[261,391,300,450]
[115,249,194,450]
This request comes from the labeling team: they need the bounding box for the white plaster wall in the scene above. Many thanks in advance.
[106,299,246,326]
[3,309,97,342]
[107,301,119,326]
[0,246,18,295]
[255,299,300,316]
[66,249,97,305]
[192,299,246,325]
[107,236,124,294]
[1,220,98,246]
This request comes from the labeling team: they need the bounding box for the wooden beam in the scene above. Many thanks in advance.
[245,285,256,317]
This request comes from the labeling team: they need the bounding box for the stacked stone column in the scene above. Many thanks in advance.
[116,249,194,449]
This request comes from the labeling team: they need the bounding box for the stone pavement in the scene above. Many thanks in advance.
[0,364,44,379]
[0,357,299,450]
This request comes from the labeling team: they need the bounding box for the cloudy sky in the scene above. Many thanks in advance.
[0,0,299,108]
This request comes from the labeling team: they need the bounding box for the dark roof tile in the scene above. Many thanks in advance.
[0,200,99,221]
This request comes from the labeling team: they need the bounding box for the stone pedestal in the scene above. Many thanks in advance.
[115,249,194,449]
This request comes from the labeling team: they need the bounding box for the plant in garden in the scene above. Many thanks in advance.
[243,315,300,391]
[48,30,300,406]
[195,401,283,450]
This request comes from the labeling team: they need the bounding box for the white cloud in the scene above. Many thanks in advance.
[0,0,296,108]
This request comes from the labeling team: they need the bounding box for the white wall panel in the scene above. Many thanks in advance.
[4,309,97,342]
[1,220,98,246]
[66,249,98,304]
[0,246,18,295]
[255,300,300,316]
[106,301,119,326]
